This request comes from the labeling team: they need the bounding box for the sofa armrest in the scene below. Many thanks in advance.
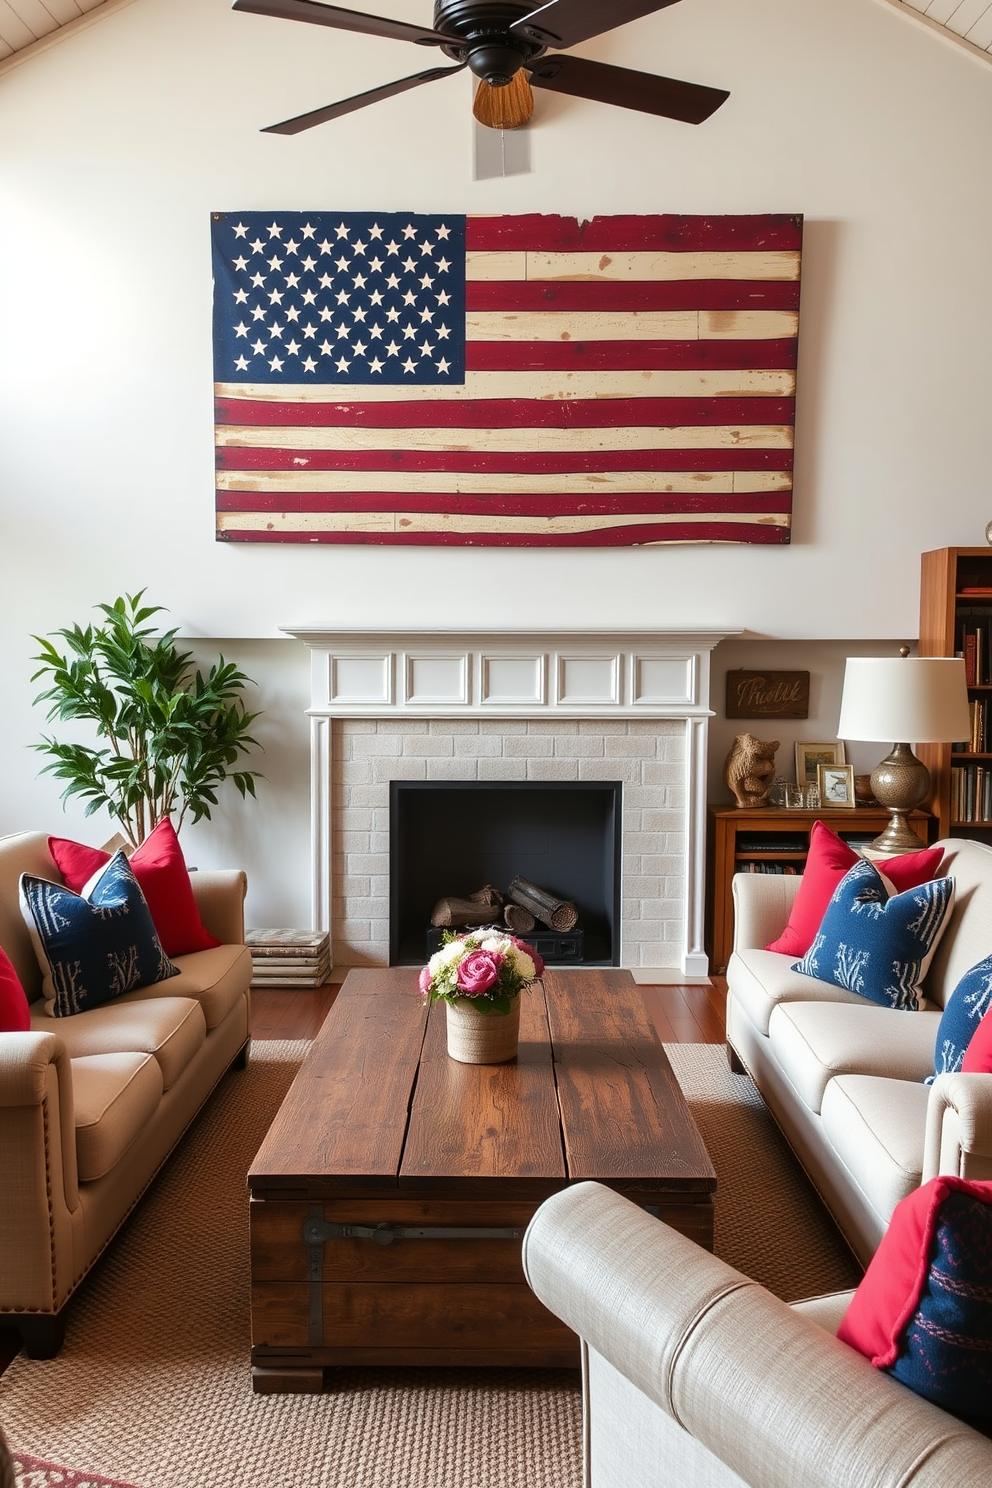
[189,870,247,945]
[0,1032,80,1311]
[523,1181,992,1488]
[731,871,802,952]
[924,1071,992,1183]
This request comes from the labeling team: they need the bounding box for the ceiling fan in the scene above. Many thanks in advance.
[232,0,730,136]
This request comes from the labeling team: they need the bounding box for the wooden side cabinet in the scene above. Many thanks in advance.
[706,806,933,975]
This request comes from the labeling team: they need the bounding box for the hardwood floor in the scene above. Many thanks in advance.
[250,976,728,1046]
[0,974,726,1378]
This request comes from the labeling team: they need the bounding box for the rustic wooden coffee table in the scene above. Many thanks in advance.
[248,967,716,1392]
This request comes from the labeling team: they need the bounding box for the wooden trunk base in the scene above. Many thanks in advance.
[252,1364,324,1394]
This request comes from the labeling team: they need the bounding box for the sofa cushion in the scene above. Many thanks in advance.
[20,852,179,1016]
[766,822,943,958]
[791,1291,856,1334]
[114,944,252,1031]
[792,859,954,1012]
[0,945,30,1032]
[838,1176,992,1424]
[70,1051,164,1181]
[768,1001,940,1115]
[931,953,992,1080]
[727,948,871,1038]
[820,1074,930,1231]
[49,819,222,959]
[30,995,206,1092]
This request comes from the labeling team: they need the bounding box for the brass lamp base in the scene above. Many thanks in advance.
[868,742,930,854]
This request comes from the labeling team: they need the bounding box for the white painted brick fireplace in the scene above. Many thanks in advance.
[283,628,738,978]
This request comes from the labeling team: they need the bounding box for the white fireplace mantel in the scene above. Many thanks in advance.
[282,626,742,978]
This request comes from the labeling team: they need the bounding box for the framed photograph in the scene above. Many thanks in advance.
[795,741,846,786]
[817,763,856,808]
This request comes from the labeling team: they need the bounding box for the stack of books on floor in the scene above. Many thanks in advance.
[247,929,331,988]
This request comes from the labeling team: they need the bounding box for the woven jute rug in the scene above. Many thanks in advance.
[0,1040,860,1488]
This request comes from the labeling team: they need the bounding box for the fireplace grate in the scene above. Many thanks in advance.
[425,925,586,965]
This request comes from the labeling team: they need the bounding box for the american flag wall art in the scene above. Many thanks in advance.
[211,212,802,547]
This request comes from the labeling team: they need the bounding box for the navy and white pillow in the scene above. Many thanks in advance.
[20,851,179,1017]
[792,857,953,1011]
[930,952,992,1081]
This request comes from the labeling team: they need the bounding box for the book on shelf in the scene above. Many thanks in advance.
[951,762,992,824]
[957,606,992,686]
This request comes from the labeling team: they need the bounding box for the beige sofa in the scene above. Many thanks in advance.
[0,831,253,1357]
[726,835,992,1267]
[523,1182,992,1488]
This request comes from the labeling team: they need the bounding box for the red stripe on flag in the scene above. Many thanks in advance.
[465,280,801,312]
[465,215,803,253]
[215,396,796,429]
[216,447,793,475]
[219,523,792,546]
[464,340,798,373]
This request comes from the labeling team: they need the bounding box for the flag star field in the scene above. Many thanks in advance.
[211,212,466,385]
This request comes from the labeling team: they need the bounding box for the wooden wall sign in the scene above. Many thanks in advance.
[726,670,809,719]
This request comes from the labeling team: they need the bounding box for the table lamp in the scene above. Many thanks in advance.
[836,651,970,853]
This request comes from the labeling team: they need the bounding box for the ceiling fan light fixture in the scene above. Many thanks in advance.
[473,70,534,128]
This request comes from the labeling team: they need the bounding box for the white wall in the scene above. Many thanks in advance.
[2,0,990,925]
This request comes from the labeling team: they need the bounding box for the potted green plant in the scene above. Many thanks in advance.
[31,591,262,846]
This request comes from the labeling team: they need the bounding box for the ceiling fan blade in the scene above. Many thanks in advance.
[526,54,728,124]
[232,0,451,48]
[261,63,465,134]
[512,0,683,50]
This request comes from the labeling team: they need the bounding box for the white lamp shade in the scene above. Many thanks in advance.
[837,657,971,744]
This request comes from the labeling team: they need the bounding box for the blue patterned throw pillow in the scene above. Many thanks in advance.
[792,857,953,1011]
[930,952,992,1081]
[839,1177,992,1426]
[20,851,179,1017]
[889,1187,992,1422]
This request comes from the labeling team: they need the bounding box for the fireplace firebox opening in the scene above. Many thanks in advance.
[389,781,622,967]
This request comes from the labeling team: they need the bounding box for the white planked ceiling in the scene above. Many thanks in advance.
[879,0,992,58]
[1,0,991,77]
[0,0,135,71]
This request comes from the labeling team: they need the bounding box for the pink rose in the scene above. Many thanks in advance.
[456,949,503,996]
[418,965,432,995]
[511,937,545,978]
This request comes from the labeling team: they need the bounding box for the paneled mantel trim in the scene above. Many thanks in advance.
[282,626,743,978]
[282,627,740,719]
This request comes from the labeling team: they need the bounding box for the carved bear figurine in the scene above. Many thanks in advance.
[724,733,780,808]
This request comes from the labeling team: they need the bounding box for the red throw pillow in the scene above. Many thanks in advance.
[0,945,31,1031]
[49,819,221,959]
[963,1006,992,1074]
[764,821,944,957]
[838,1176,992,1422]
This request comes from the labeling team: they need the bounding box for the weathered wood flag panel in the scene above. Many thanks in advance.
[212,212,802,547]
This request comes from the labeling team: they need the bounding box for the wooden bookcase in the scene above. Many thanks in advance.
[706,805,932,974]
[919,547,992,841]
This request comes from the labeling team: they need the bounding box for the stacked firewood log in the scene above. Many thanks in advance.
[430,876,578,937]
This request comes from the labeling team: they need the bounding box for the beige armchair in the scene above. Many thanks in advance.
[523,1182,992,1488]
